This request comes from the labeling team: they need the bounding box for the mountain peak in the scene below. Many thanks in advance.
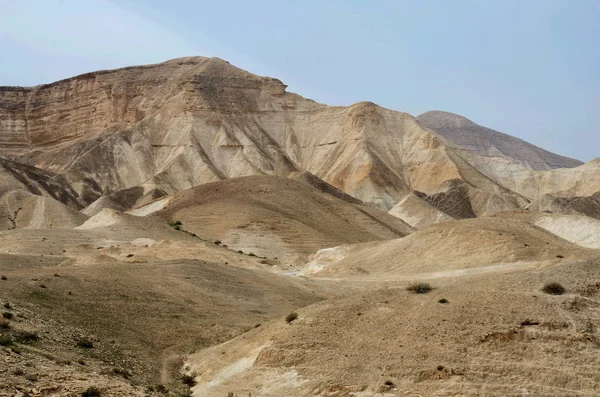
[417,110,582,170]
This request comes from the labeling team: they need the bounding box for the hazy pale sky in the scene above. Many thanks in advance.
[1,0,598,161]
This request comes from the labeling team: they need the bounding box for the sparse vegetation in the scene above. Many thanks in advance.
[542,282,566,295]
[3,302,10,309]
[155,384,167,394]
[380,380,395,392]
[0,320,10,329]
[0,335,11,346]
[13,330,39,344]
[126,254,134,258]
[39,284,47,289]
[112,367,132,379]
[25,373,38,382]
[1,275,6,280]
[438,298,449,304]
[407,282,432,294]
[214,240,221,245]
[181,373,197,386]
[285,312,298,323]
[169,221,183,230]
[3,311,14,319]
[81,386,101,397]
[521,319,540,326]
[77,338,94,349]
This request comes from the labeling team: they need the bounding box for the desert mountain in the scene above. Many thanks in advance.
[1,57,600,396]
[1,56,594,224]
[417,110,583,170]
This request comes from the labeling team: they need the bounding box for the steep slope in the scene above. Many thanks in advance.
[417,110,583,170]
[141,175,414,265]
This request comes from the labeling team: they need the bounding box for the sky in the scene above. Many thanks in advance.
[0,0,598,162]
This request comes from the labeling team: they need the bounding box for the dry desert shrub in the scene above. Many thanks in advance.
[407,282,432,294]
[81,386,101,397]
[285,312,298,323]
[542,282,566,295]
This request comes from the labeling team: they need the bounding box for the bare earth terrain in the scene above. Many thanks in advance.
[1,58,599,396]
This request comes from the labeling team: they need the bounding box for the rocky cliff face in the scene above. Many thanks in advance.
[0,57,595,221]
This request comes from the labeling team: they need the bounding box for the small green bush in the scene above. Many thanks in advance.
[3,312,14,319]
[169,221,183,231]
[438,298,449,304]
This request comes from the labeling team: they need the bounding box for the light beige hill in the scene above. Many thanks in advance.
[388,192,454,228]
[145,175,414,265]
[302,216,595,278]
[489,211,600,250]
[447,150,600,204]
[0,189,87,230]
[187,257,600,396]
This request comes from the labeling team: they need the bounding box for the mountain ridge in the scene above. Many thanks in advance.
[418,110,582,170]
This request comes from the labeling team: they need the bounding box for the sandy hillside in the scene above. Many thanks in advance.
[188,257,600,396]
[145,175,414,265]
[301,216,597,278]
[0,254,325,396]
